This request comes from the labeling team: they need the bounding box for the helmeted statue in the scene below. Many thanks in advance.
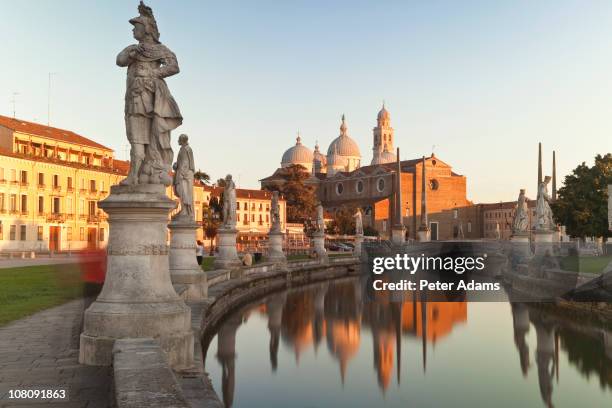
[316,203,324,232]
[117,1,182,186]
[512,189,530,234]
[270,191,281,232]
[536,176,554,231]
[222,174,237,228]
[354,208,363,235]
[172,134,194,219]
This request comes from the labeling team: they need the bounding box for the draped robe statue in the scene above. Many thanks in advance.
[117,1,182,186]
[536,177,554,231]
[354,209,363,235]
[316,203,324,233]
[512,189,530,234]
[222,175,237,229]
[172,134,194,219]
[270,191,281,233]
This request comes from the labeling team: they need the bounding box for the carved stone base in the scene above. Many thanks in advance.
[267,231,286,263]
[312,231,328,263]
[214,228,241,269]
[354,234,364,257]
[510,234,532,259]
[417,227,430,242]
[391,225,406,245]
[534,230,554,256]
[79,184,194,369]
[168,218,207,300]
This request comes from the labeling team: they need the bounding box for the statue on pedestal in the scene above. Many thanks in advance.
[270,191,281,233]
[172,134,194,219]
[222,174,237,229]
[117,1,182,186]
[316,203,325,233]
[536,176,554,231]
[354,208,363,235]
[512,189,530,235]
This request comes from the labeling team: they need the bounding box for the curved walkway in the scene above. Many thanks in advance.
[0,298,111,408]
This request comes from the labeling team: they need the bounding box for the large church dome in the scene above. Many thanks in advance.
[326,115,361,172]
[281,134,313,172]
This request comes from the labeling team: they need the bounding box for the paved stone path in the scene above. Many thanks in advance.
[0,299,111,407]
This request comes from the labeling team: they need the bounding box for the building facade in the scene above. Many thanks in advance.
[0,116,128,252]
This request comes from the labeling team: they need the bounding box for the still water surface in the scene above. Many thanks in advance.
[204,277,612,408]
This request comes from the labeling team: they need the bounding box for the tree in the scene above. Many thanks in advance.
[326,205,357,235]
[551,153,611,240]
[215,178,226,188]
[193,169,211,185]
[265,164,316,223]
[202,196,222,255]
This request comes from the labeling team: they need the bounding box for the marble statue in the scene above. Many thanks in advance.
[172,134,194,219]
[316,203,325,233]
[270,191,281,232]
[512,189,530,234]
[117,1,182,186]
[536,176,554,231]
[222,174,237,228]
[354,208,363,235]
[457,221,465,239]
[495,222,501,240]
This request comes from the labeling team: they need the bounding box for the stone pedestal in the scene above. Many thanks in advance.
[534,230,554,256]
[214,227,241,269]
[312,231,328,262]
[510,234,532,259]
[168,218,207,300]
[354,234,364,257]
[79,184,193,369]
[267,230,286,263]
[391,225,406,245]
[417,227,430,242]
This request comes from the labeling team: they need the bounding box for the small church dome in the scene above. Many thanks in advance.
[281,134,313,169]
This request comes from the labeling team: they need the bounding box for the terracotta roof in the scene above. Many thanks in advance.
[0,115,112,151]
[0,147,127,175]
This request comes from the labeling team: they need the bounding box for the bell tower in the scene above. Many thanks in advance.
[371,102,394,164]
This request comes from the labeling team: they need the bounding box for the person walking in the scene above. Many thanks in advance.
[196,240,204,265]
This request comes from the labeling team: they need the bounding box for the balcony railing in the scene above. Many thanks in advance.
[87,215,100,224]
[46,213,65,223]
[10,180,19,185]
[65,213,74,220]
[67,187,74,193]
[79,189,88,194]
[52,185,61,192]
[37,211,45,217]
[19,182,28,187]
[20,211,28,216]
[37,183,46,189]
[0,179,8,184]
[79,214,87,220]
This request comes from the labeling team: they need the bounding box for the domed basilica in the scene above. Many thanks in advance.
[261,104,473,241]
[278,105,396,175]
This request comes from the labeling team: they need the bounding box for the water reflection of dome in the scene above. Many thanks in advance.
[326,321,361,382]
[281,290,316,361]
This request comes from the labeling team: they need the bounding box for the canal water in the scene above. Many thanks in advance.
[203,277,612,408]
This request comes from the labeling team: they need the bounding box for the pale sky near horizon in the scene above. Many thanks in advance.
[1,0,611,203]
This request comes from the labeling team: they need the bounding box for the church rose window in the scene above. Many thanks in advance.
[430,179,439,190]
[336,183,344,195]
[355,180,364,193]
[377,178,385,192]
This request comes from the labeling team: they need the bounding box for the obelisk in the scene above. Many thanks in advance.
[390,148,406,245]
[417,156,430,242]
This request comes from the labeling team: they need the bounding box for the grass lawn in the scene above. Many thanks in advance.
[559,255,612,274]
[0,264,85,327]
[201,256,215,271]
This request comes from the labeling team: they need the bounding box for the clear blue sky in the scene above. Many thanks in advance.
[1,0,611,202]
